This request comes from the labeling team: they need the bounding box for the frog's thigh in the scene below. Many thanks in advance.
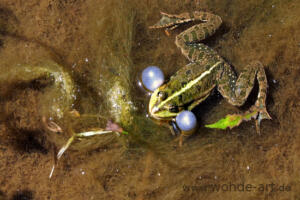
[217,63,257,106]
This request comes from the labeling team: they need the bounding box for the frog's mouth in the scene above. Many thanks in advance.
[148,89,166,119]
[149,106,159,119]
[149,88,177,120]
[149,99,178,120]
[150,105,170,120]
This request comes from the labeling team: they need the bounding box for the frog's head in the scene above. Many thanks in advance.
[149,85,179,120]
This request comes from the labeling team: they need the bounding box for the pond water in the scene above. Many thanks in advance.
[0,0,300,199]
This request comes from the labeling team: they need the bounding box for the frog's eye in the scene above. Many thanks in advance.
[169,105,179,113]
[157,91,168,100]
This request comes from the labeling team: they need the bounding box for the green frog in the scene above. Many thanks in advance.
[148,11,271,135]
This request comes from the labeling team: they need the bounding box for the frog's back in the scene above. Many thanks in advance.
[163,46,224,107]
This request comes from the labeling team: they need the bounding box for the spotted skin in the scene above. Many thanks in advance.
[149,11,271,134]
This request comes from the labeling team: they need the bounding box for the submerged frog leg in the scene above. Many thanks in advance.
[169,120,181,136]
[179,134,183,147]
[217,61,271,132]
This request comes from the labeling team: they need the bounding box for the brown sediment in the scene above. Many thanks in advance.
[0,0,300,199]
[136,151,153,200]
[3,89,42,131]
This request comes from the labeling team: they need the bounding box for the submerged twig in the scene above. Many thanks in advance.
[49,120,128,179]
[42,116,63,133]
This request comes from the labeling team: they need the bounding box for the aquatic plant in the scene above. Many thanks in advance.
[205,111,258,130]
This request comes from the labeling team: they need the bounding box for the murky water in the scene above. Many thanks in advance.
[0,0,300,199]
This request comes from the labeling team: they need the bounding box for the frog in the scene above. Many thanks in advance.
[148,11,271,136]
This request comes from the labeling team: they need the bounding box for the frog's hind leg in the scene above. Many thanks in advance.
[217,61,271,133]
[250,62,272,130]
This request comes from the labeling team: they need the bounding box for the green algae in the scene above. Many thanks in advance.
[81,0,137,129]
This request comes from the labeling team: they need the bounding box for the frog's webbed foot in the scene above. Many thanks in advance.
[149,11,193,35]
[159,11,191,20]
[249,105,272,134]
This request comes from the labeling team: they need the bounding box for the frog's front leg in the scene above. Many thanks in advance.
[150,11,222,62]
[149,11,195,30]
[217,61,271,133]
[173,11,222,62]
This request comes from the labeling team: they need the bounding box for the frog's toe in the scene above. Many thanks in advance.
[149,11,193,30]
[258,109,272,124]
[160,11,173,17]
[159,11,179,18]
[250,106,271,134]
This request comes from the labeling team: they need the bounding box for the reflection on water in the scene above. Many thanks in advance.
[0,0,300,199]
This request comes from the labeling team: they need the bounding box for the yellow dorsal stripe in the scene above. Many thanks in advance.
[157,61,222,109]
